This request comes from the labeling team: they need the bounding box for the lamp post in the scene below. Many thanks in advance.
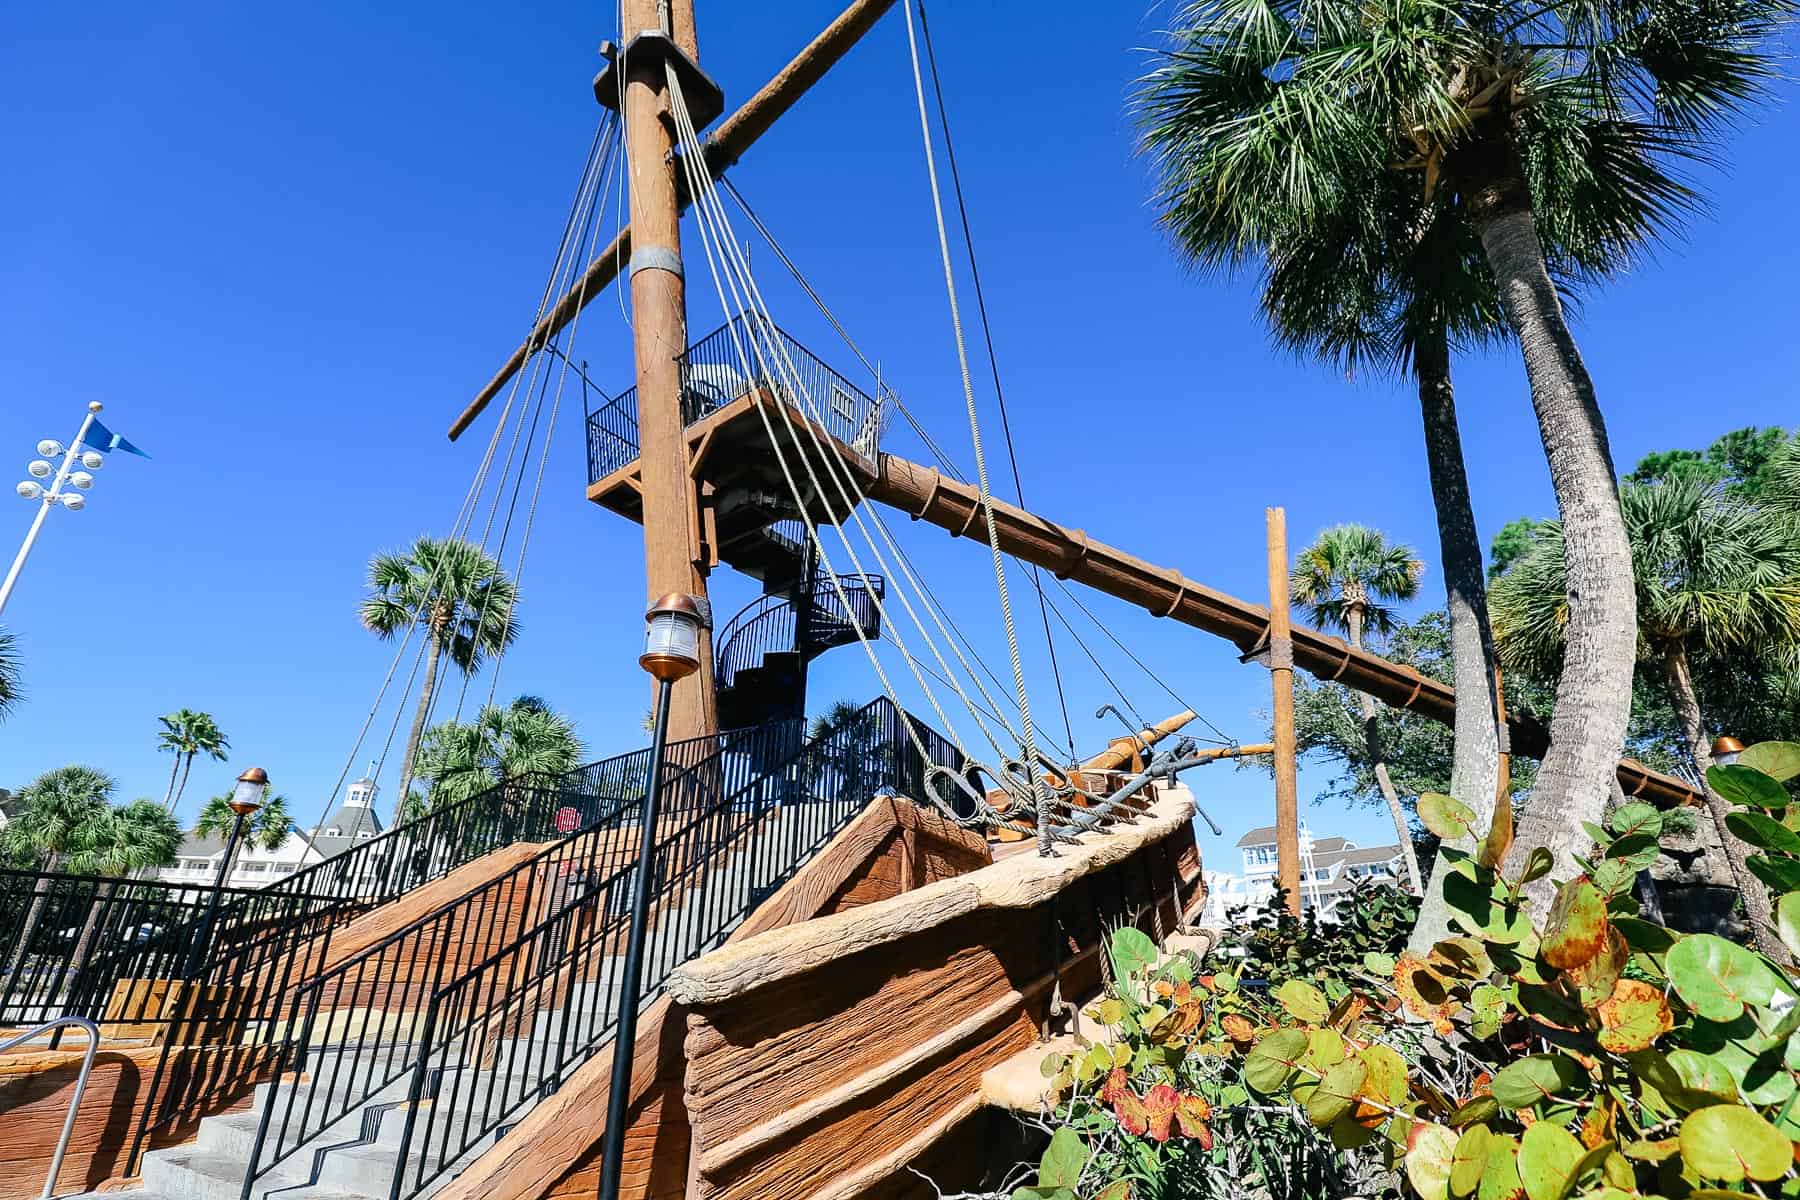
[597,595,703,1200]
[181,767,267,980]
[1,403,111,618]
[1711,736,1746,768]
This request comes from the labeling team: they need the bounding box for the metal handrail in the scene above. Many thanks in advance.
[381,698,960,1200]
[1,1015,100,1198]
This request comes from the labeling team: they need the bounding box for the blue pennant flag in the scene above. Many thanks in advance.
[81,416,150,459]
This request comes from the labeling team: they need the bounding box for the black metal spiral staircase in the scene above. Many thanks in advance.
[715,566,885,729]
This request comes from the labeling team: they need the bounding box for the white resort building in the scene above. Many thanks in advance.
[157,775,383,891]
[1199,822,1408,926]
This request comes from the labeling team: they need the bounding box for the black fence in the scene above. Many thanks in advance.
[240,700,960,1200]
[715,572,885,692]
[585,314,890,485]
[0,869,348,1040]
[125,729,737,1173]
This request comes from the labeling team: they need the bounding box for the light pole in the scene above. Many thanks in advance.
[1711,736,1746,768]
[596,595,703,1200]
[1,401,138,618]
[182,768,267,980]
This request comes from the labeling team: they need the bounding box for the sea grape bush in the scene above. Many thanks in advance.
[1011,923,1390,1199]
[1244,739,1800,1200]
[1220,880,1419,992]
[1010,741,1800,1200]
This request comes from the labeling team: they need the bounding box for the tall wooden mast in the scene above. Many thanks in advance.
[619,0,717,740]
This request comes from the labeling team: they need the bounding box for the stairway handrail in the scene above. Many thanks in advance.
[1,1015,100,1199]
[383,697,959,1200]
[229,727,753,1197]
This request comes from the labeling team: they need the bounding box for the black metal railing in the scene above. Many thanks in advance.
[0,868,347,1037]
[715,573,886,692]
[124,730,733,1174]
[586,315,891,486]
[228,727,748,1195]
[239,701,958,1200]
[382,698,957,1200]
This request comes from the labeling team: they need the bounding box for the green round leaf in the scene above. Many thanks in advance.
[1608,802,1664,840]
[1245,1028,1310,1093]
[1406,1123,1460,1200]
[1747,854,1800,893]
[1478,1135,1522,1200]
[1667,1048,1739,1108]
[1421,792,1478,842]
[1725,810,1800,855]
[1741,741,1800,783]
[1451,1125,1491,1198]
[1602,832,1660,871]
[1679,1104,1792,1182]
[1038,1126,1088,1189]
[1708,764,1789,810]
[1667,933,1789,1021]
[1108,926,1158,980]
[1518,1121,1585,1200]
[1778,893,1800,959]
[1306,1056,1369,1128]
[1277,979,1330,1024]
[1490,1054,1586,1109]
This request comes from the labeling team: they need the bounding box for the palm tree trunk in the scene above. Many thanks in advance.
[1345,608,1424,894]
[1663,645,1784,960]
[1464,142,1637,904]
[162,757,181,812]
[173,752,196,813]
[1407,330,1503,950]
[57,881,115,1004]
[1,852,63,1006]
[396,639,443,819]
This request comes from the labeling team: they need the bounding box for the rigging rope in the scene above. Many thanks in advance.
[901,0,1052,848]
[308,111,620,835]
[668,69,1048,833]
[913,0,1076,762]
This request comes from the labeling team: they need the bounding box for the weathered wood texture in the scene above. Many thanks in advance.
[431,798,982,1200]
[0,1043,273,1199]
[679,802,1204,1200]
[865,451,1700,808]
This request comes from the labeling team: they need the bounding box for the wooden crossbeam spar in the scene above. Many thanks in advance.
[447,0,901,442]
[864,451,1702,810]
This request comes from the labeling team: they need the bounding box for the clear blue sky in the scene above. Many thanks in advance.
[2,2,1795,875]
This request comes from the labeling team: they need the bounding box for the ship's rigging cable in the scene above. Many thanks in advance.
[913,0,1076,763]
[305,111,621,836]
[668,71,1052,833]
[900,0,1053,849]
[716,181,1232,751]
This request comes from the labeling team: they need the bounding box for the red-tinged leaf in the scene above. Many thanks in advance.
[1595,979,1673,1052]
[1174,1092,1213,1148]
[1541,878,1608,971]
[1142,1083,1179,1143]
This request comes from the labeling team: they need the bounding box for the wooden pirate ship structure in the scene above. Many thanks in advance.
[0,4,1705,1200]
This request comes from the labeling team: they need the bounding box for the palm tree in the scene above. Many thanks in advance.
[156,709,229,813]
[1492,481,1800,954]
[1136,0,1784,885]
[1290,526,1425,892]
[414,697,586,810]
[0,766,113,992]
[60,799,181,997]
[360,537,519,813]
[0,626,21,723]
[193,788,294,879]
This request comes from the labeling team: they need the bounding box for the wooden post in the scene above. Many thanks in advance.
[1266,507,1302,918]
[621,0,717,742]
